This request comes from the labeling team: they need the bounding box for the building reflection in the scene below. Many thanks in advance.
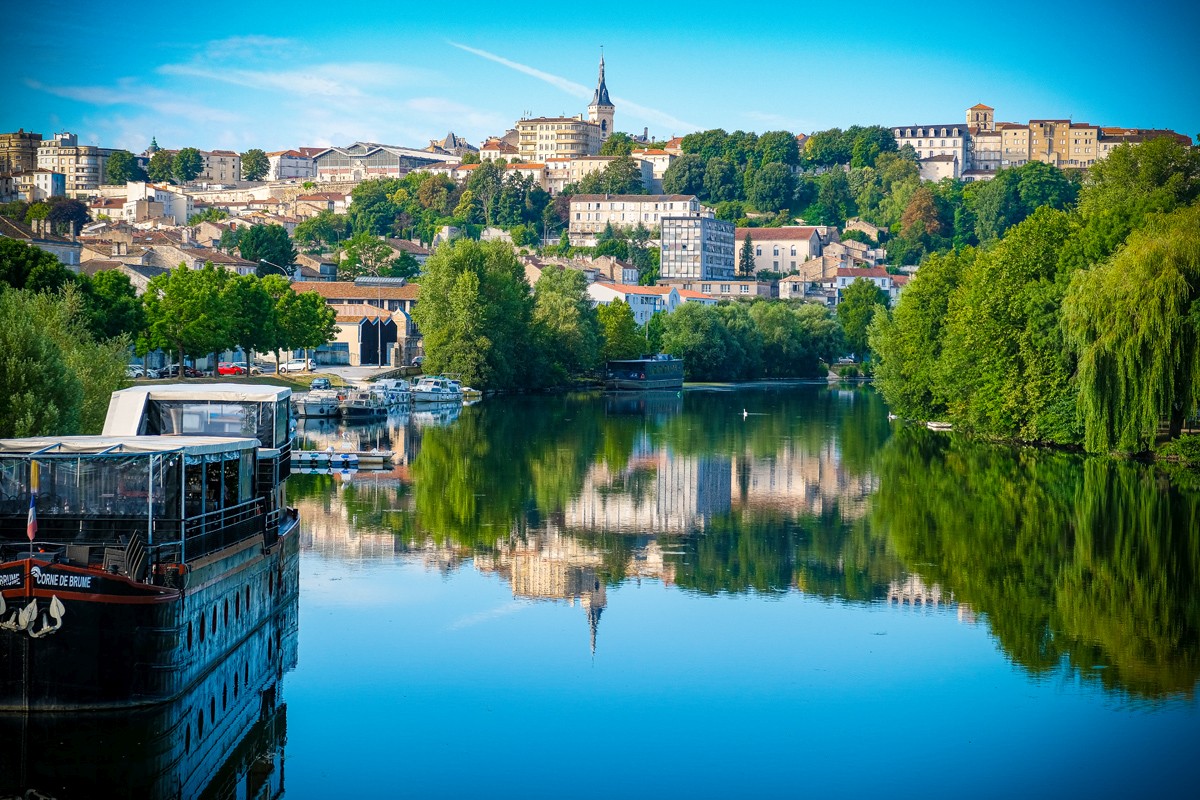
[732,438,878,518]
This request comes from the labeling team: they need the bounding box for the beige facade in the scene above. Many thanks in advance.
[1,130,42,175]
[36,132,116,196]
[198,150,241,183]
[891,123,967,171]
[1028,120,1099,168]
[630,148,675,193]
[1000,124,1030,167]
[734,226,823,274]
[516,117,602,162]
[480,138,520,162]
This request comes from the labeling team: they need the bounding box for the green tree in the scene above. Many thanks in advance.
[597,155,647,194]
[410,240,535,389]
[599,132,636,156]
[46,197,89,236]
[293,210,346,251]
[241,148,269,181]
[0,236,77,293]
[660,302,739,380]
[662,154,706,196]
[870,249,969,420]
[804,128,851,167]
[222,273,275,365]
[237,224,297,275]
[0,288,83,436]
[147,150,175,183]
[747,162,795,213]
[738,233,755,278]
[103,150,147,184]
[703,158,739,203]
[533,267,601,382]
[277,289,338,363]
[849,126,897,169]
[142,263,231,373]
[173,147,203,183]
[756,130,800,167]
[813,171,856,226]
[837,278,887,359]
[188,208,228,224]
[465,162,504,226]
[1063,204,1200,451]
[86,269,145,340]
[598,299,646,361]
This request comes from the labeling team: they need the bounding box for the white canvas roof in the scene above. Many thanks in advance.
[0,435,259,456]
[103,383,291,437]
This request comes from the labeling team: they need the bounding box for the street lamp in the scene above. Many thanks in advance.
[259,258,293,279]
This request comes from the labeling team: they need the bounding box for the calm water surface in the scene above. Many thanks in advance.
[14,385,1200,797]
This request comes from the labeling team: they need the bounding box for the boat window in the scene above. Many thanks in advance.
[274,400,289,447]
[0,453,180,519]
[239,451,253,502]
[223,459,239,507]
[185,462,204,518]
[205,461,223,511]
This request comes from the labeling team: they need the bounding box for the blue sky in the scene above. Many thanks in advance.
[4,1,1196,154]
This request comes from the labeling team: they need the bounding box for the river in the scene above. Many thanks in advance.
[9,384,1200,798]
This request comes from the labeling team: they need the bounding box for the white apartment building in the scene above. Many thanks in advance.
[569,194,701,245]
[630,148,675,193]
[891,123,967,180]
[516,117,602,163]
[125,181,194,225]
[267,150,316,180]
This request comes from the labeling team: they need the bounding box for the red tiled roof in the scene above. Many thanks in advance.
[969,103,994,110]
[734,226,820,241]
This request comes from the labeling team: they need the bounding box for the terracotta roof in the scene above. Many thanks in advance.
[508,162,545,169]
[631,149,670,155]
[677,289,713,300]
[290,281,420,301]
[329,303,392,323]
[597,282,673,296]
[734,226,820,241]
[969,103,994,110]
[382,238,430,255]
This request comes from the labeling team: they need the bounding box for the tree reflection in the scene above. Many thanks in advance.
[873,426,1200,698]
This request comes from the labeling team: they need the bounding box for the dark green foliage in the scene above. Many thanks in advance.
[173,147,203,183]
[46,197,89,236]
[103,150,146,184]
[738,233,755,277]
[236,224,297,274]
[147,150,174,183]
[662,154,705,196]
[410,240,535,390]
[837,278,887,359]
[241,148,269,181]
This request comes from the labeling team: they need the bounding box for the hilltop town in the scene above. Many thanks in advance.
[0,55,1191,374]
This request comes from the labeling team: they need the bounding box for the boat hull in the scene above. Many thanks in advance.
[0,518,299,711]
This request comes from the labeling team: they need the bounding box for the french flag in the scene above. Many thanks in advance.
[27,462,38,542]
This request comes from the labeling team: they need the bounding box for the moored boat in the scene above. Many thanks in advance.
[295,389,340,417]
[604,355,684,391]
[411,376,463,405]
[372,379,411,408]
[339,390,388,419]
[0,384,298,711]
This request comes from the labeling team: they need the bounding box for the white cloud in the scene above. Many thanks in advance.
[449,601,528,630]
[25,78,240,124]
[447,41,701,134]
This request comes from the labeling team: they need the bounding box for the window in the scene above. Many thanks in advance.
[755,247,761,256]
[720,284,730,293]
[701,284,711,292]
[740,285,749,294]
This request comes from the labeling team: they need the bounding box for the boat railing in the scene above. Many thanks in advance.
[181,498,271,558]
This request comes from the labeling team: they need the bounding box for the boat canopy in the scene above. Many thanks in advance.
[0,436,258,527]
[104,384,293,449]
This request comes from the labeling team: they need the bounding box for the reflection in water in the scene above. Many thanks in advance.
[289,386,1200,698]
[0,568,298,799]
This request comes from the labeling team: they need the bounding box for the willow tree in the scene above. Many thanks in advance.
[1063,204,1200,452]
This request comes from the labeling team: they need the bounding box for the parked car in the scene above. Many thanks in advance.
[161,364,205,378]
[279,358,313,374]
[217,362,246,376]
[309,377,332,390]
[125,365,145,379]
[411,356,425,368]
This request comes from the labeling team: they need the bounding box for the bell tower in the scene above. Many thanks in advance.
[587,51,615,141]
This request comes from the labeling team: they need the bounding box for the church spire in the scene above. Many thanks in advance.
[591,51,611,108]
